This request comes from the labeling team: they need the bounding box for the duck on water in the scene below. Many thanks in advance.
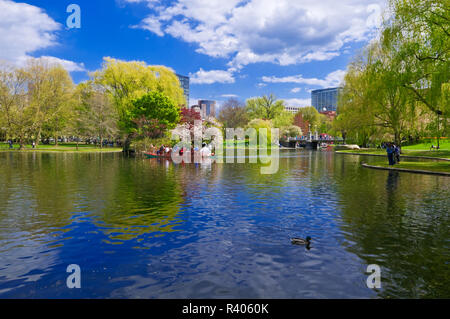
[291,236,311,248]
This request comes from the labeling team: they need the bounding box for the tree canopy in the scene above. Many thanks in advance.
[92,58,185,134]
[246,94,285,120]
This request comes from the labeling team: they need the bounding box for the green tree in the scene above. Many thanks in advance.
[23,58,74,146]
[281,125,302,139]
[246,94,285,120]
[295,107,320,130]
[337,42,424,147]
[384,0,449,119]
[0,63,32,149]
[131,91,180,131]
[85,89,118,148]
[93,58,185,151]
[272,111,294,129]
[336,46,379,146]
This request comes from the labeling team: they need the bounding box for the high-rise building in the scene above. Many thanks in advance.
[311,87,342,113]
[198,100,216,118]
[176,74,190,107]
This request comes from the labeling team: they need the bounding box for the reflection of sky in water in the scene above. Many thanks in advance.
[0,152,448,298]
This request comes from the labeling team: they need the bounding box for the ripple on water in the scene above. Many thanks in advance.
[0,152,448,298]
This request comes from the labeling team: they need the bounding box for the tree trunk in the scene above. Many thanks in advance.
[123,135,132,155]
[100,135,103,149]
[19,135,25,150]
[394,131,402,153]
[437,113,441,149]
[35,128,41,147]
[55,135,58,146]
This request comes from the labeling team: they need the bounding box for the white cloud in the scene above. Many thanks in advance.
[125,0,385,68]
[0,0,85,72]
[290,88,301,93]
[36,56,86,72]
[262,69,346,88]
[282,98,311,107]
[189,97,199,107]
[189,68,235,85]
[221,94,238,98]
[137,15,164,37]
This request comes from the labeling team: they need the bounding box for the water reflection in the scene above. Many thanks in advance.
[335,160,450,298]
[0,151,448,298]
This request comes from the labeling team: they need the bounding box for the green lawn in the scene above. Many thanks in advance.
[402,139,450,151]
[371,161,450,173]
[338,148,450,159]
[0,143,122,153]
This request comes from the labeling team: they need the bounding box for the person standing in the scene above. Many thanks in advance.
[394,144,401,164]
[386,143,395,166]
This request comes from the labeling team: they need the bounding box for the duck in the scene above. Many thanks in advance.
[291,236,311,246]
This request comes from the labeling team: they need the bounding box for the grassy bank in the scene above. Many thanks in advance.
[0,143,122,153]
[402,139,450,151]
[336,139,450,160]
[369,161,450,174]
[338,149,450,160]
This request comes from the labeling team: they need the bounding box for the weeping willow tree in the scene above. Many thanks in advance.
[336,0,449,147]
[92,58,185,152]
[335,45,379,147]
[383,0,450,144]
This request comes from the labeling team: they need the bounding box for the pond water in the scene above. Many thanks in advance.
[0,151,448,298]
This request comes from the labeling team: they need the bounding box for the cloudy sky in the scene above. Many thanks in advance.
[0,0,385,107]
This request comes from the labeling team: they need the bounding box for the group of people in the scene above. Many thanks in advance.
[152,143,213,158]
[385,143,401,166]
[155,144,172,156]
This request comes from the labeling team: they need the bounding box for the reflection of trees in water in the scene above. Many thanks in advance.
[0,153,189,244]
[0,153,83,236]
[334,165,450,298]
[90,156,187,243]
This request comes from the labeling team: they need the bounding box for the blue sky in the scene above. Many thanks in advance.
[0,0,385,108]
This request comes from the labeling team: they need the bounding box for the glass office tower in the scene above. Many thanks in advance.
[311,87,342,113]
[176,74,190,107]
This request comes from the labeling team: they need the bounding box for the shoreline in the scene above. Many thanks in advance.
[336,151,450,162]
[0,149,123,154]
[361,163,450,177]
